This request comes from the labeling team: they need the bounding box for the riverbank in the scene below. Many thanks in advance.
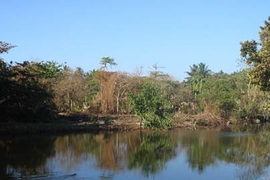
[0,113,254,135]
[0,115,142,136]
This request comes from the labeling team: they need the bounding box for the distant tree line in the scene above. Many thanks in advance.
[1,16,270,129]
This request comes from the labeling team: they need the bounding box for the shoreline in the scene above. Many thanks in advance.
[0,113,262,136]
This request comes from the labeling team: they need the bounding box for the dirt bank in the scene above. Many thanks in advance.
[0,113,235,135]
[172,113,231,130]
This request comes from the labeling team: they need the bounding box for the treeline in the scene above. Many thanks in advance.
[0,56,269,126]
[1,16,270,128]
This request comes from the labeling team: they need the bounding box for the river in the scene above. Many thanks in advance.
[1,127,270,180]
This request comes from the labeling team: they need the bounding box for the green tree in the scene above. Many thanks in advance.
[100,57,117,70]
[0,41,16,98]
[28,61,64,79]
[197,72,243,118]
[85,70,100,104]
[0,42,15,108]
[0,41,64,122]
[0,61,57,122]
[129,82,173,129]
[240,16,270,91]
[186,63,211,98]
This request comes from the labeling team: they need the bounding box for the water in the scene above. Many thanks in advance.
[1,129,270,180]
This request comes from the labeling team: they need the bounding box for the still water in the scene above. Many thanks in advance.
[1,128,270,180]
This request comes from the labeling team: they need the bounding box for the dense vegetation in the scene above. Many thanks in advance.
[1,17,270,129]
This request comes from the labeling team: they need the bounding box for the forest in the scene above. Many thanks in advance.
[1,17,270,130]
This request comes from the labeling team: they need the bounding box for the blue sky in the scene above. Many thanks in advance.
[1,0,270,80]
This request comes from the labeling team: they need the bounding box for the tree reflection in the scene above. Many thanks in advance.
[1,127,270,179]
[54,134,98,170]
[0,136,56,179]
[179,128,270,179]
[128,132,177,177]
[180,131,222,173]
[52,131,146,179]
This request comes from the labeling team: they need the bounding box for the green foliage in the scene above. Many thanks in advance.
[27,61,65,79]
[129,82,173,129]
[198,72,240,118]
[100,57,117,70]
[186,63,211,98]
[0,60,13,103]
[240,16,270,91]
[85,69,100,102]
[0,42,16,106]
[0,59,58,122]
[3,33,270,125]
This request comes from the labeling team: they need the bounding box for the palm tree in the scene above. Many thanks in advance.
[186,63,211,98]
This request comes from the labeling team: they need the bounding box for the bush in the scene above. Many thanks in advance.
[129,82,173,129]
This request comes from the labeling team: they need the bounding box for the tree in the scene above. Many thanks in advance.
[149,63,170,80]
[0,41,15,80]
[198,74,239,118]
[0,41,16,54]
[100,57,117,70]
[112,72,132,114]
[186,63,211,98]
[84,69,100,107]
[240,16,270,91]
[0,61,57,122]
[0,42,14,107]
[129,82,173,129]
[53,67,88,112]
[92,71,117,114]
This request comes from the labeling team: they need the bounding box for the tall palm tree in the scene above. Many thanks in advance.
[186,63,211,98]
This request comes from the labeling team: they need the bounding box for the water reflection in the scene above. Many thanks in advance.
[0,128,270,180]
[0,135,56,179]
[128,132,177,177]
[53,131,177,178]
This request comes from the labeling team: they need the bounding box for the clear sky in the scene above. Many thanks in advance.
[1,0,270,80]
